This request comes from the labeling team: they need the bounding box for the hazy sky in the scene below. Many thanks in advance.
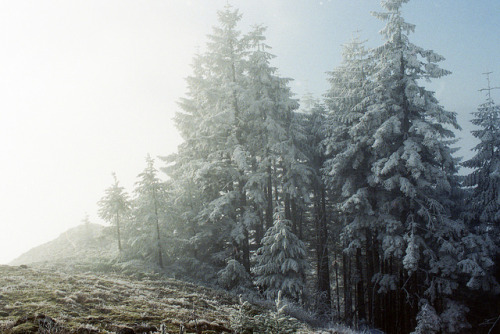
[1,0,499,264]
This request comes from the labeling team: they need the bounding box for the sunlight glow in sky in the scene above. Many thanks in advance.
[0,0,499,264]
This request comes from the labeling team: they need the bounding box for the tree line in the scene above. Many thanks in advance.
[97,1,500,333]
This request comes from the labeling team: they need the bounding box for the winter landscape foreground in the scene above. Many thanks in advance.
[0,258,359,333]
[0,224,365,334]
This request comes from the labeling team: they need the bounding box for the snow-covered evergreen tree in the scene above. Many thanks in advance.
[129,155,169,268]
[243,25,293,236]
[320,0,494,331]
[98,173,131,253]
[410,300,440,334]
[322,35,375,321]
[253,206,307,301]
[463,73,500,236]
[239,25,309,254]
[366,1,467,331]
[164,7,307,278]
[365,1,491,332]
[164,5,248,270]
[300,101,334,315]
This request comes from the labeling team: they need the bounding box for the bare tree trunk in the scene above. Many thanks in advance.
[343,252,352,322]
[334,252,341,316]
[115,212,122,252]
[239,176,250,272]
[355,247,366,321]
[315,187,332,315]
[365,229,374,325]
[152,188,164,268]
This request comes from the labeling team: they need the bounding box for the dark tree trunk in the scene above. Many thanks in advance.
[365,229,374,325]
[315,186,332,315]
[334,252,341,316]
[355,247,366,321]
[372,237,382,329]
[239,179,250,272]
[343,252,352,322]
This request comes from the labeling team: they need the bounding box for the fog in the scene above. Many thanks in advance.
[1,0,499,264]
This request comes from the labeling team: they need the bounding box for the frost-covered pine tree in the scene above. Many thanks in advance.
[164,7,308,278]
[130,155,169,268]
[301,100,333,315]
[322,0,491,331]
[322,35,375,321]
[241,24,308,249]
[365,1,494,332]
[463,73,500,236]
[253,206,307,301]
[164,5,248,271]
[459,74,500,325]
[98,173,131,252]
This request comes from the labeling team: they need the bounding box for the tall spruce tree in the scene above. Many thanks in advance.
[300,100,333,316]
[463,73,500,236]
[165,7,308,280]
[323,35,374,322]
[460,74,500,325]
[241,24,308,250]
[164,6,248,272]
[321,0,495,331]
[367,1,488,332]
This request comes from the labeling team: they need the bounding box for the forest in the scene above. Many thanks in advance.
[95,1,500,333]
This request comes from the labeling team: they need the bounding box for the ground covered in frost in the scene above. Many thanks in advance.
[0,264,262,333]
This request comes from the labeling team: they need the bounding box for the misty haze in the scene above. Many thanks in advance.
[0,0,499,333]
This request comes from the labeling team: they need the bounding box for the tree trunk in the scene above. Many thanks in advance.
[115,212,122,252]
[152,186,164,268]
[343,252,352,322]
[372,238,382,330]
[334,252,341,317]
[315,187,332,315]
[365,229,374,326]
[355,247,366,321]
[239,178,250,273]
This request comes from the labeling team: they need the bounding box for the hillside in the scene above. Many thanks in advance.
[9,224,116,266]
[0,265,319,334]
[2,225,366,333]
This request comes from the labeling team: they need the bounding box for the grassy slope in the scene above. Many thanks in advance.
[9,224,116,267]
[0,265,275,333]
[2,223,363,334]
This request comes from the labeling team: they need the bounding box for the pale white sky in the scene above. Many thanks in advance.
[0,0,499,264]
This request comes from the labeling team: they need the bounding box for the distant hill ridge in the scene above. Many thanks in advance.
[9,223,116,266]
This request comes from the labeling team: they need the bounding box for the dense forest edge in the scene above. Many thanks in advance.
[4,0,500,333]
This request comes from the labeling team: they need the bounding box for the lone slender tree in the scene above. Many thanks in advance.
[98,173,131,252]
[131,155,168,268]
